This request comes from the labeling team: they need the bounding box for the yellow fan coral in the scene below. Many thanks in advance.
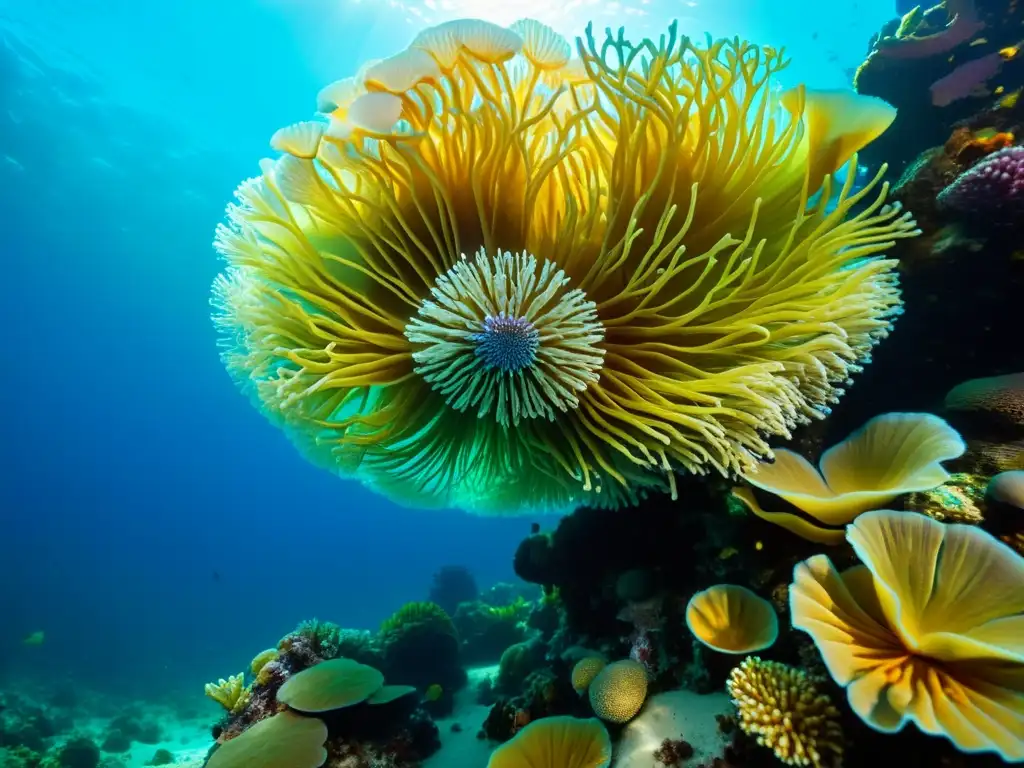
[589,659,648,723]
[487,716,612,768]
[685,584,778,653]
[206,711,328,768]
[727,657,844,768]
[790,509,1024,761]
[212,17,917,513]
[735,412,965,543]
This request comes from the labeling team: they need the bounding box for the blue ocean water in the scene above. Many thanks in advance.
[0,0,898,704]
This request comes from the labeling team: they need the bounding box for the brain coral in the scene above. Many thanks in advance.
[589,659,648,723]
[212,17,917,514]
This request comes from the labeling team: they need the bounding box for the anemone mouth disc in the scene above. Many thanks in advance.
[404,248,606,427]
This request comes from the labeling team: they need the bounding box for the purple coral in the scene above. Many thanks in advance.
[937,146,1024,217]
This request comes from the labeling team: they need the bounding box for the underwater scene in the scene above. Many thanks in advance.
[3,0,1024,766]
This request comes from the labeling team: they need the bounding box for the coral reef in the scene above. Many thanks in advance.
[854,0,1024,172]
[428,565,479,617]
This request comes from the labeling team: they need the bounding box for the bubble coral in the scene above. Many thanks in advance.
[734,412,965,544]
[685,584,779,654]
[276,658,385,713]
[726,657,844,768]
[790,509,1024,761]
[206,711,328,768]
[588,660,648,724]
[571,657,607,694]
[486,715,612,768]
[211,15,917,514]
[937,146,1024,217]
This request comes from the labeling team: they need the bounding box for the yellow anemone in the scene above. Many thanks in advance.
[487,716,612,768]
[212,17,916,514]
[789,509,1024,761]
[685,584,778,654]
[735,412,965,543]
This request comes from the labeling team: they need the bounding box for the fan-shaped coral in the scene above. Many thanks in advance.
[589,660,648,724]
[276,658,384,713]
[790,509,1024,761]
[205,711,328,768]
[211,14,917,514]
[735,412,965,543]
[487,715,612,768]
[685,584,778,654]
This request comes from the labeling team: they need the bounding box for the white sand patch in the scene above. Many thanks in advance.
[613,689,731,767]
[424,665,498,768]
[93,714,213,768]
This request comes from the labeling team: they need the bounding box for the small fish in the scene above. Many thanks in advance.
[717,546,739,560]
[999,88,1022,109]
[424,683,443,702]
[23,631,45,646]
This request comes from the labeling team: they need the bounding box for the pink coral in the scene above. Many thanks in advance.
[937,146,1024,215]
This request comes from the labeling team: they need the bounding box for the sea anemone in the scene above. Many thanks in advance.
[685,584,779,654]
[790,509,1024,761]
[212,17,916,514]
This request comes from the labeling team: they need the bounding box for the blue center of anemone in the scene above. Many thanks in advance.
[471,313,540,373]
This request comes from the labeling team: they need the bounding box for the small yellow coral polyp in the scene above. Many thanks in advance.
[685,584,778,654]
[735,412,965,543]
[789,509,1024,761]
[487,716,612,768]
[204,673,251,714]
[211,16,918,515]
[727,657,844,768]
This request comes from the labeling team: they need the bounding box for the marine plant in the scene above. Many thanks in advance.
[685,584,779,654]
[211,17,917,514]
[486,716,612,768]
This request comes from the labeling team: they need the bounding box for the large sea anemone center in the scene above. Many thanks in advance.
[404,248,606,427]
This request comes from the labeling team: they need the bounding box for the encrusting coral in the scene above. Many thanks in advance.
[727,656,844,768]
[684,584,778,654]
[734,412,965,543]
[790,509,1024,761]
[211,16,918,514]
[486,715,612,768]
[204,674,252,714]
